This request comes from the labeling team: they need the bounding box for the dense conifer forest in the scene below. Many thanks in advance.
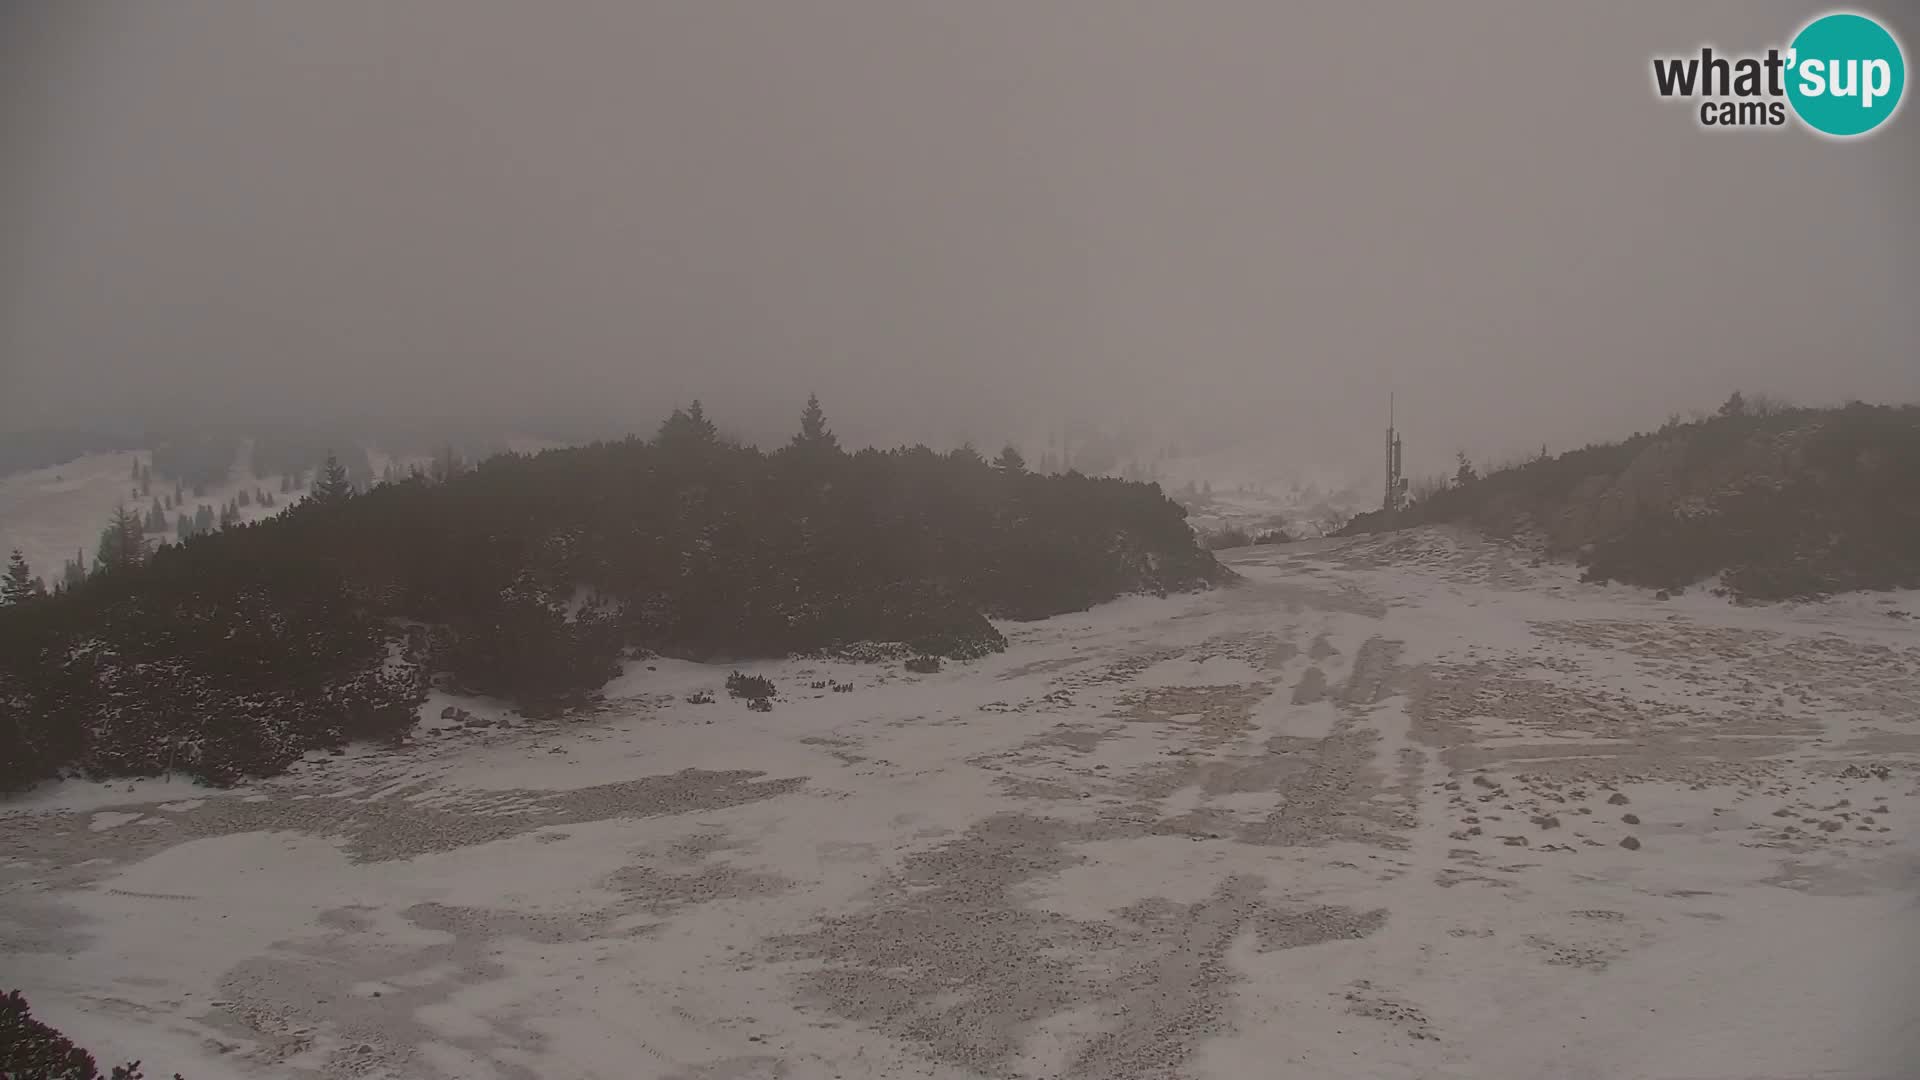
[0,400,1222,790]
[1341,398,1920,600]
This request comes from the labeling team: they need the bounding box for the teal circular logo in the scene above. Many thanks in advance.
[1786,12,1906,137]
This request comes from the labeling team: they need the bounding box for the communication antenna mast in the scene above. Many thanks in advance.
[1384,394,1405,518]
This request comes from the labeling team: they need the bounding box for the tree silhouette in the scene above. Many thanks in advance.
[790,393,841,456]
[312,452,355,505]
[94,506,150,572]
[994,445,1027,474]
[61,548,88,589]
[1454,451,1478,488]
[1,549,42,605]
[655,400,721,453]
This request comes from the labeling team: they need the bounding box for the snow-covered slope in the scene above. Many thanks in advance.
[0,428,583,588]
[3,528,1917,1079]
[0,444,292,586]
[0,450,150,588]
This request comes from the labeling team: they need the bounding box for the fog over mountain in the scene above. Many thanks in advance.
[3,2,1915,478]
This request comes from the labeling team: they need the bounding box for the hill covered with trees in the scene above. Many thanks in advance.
[0,399,1222,790]
[1341,396,1920,600]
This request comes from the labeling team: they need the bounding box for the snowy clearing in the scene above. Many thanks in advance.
[3,527,1917,1079]
[0,447,287,586]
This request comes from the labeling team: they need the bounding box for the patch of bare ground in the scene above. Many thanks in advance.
[763,814,1384,1078]
[0,769,805,884]
[1531,618,1920,718]
[1343,979,1437,1041]
[1106,683,1271,750]
[1191,631,1300,671]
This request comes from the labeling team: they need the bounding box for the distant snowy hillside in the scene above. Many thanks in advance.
[0,445,289,587]
[0,431,580,588]
[1154,439,1374,539]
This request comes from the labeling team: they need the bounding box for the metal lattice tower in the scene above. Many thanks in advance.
[1384,394,1405,517]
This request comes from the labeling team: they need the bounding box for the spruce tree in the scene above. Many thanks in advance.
[790,393,841,456]
[686,399,717,441]
[994,445,1027,474]
[656,400,721,453]
[1,549,38,605]
[656,407,689,445]
[94,506,149,572]
[1454,451,1478,488]
[313,452,354,505]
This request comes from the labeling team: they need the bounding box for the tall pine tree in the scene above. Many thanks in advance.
[312,452,354,505]
[61,549,87,590]
[1453,451,1477,488]
[94,505,149,572]
[655,400,721,454]
[790,393,841,457]
[1,549,42,605]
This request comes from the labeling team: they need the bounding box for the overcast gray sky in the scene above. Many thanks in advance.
[2,2,1915,477]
